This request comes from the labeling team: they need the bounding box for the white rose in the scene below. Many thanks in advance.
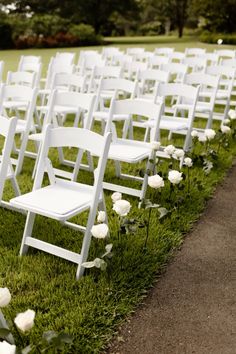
[217,38,223,45]
[198,134,207,143]
[111,192,122,203]
[173,149,184,160]
[148,174,164,189]
[223,118,230,125]
[164,144,175,156]
[191,130,198,138]
[205,129,216,141]
[97,211,106,223]
[221,125,231,134]
[168,170,183,185]
[14,309,35,333]
[184,157,193,167]
[0,288,11,307]
[150,141,161,151]
[91,223,109,239]
[0,341,16,354]
[113,199,131,216]
[228,109,236,120]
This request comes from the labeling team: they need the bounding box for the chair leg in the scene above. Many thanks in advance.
[115,160,121,177]
[10,176,21,197]
[15,133,28,175]
[20,212,36,256]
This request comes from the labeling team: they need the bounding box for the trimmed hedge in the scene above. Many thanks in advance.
[200,31,236,45]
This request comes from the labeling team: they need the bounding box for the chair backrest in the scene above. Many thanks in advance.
[133,51,153,62]
[111,54,132,66]
[18,55,41,69]
[154,47,174,56]
[148,55,170,69]
[200,52,219,66]
[214,49,236,59]
[169,51,185,63]
[105,98,164,141]
[126,47,145,55]
[220,58,236,68]
[55,52,75,65]
[44,89,96,130]
[184,72,220,108]
[88,65,123,92]
[185,48,206,57]
[45,58,75,89]
[17,61,42,86]
[136,69,170,96]
[124,61,148,79]
[7,71,37,88]
[95,77,139,110]
[182,57,207,72]
[34,125,112,205]
[51,73,87,93]
[77,50,100,66]
[79,54,106,75]
[102,47,122,60]
[161,63,188,83]
[206,65,236,79]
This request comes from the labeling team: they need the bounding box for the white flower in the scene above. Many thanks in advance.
[0,341,16,354]
[191,130,198,138]
[184,157,193,167]
[97,211,106,223]
[217,38,223,45]
[91,223,109,239]
[228,109,236,120]
[168,170,183,185]
[150,141,161,150]
[111,192,122,203]
[223,118,230,125]
[148,174,164,189]
[221,125,231,134]
[164,144,175,156]
[113,199,131,216]
[173,149,184,160]
[0,288,11,307]
[198,134,207,143]
[14,309,35,333]
[205,129,216,141]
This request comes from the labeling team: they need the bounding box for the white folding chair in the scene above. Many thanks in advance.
[18,56,42,86]
[10,125,112,279]
[0,84,38,174]
[200,52,219,66]
[148,55,170,69]
[185,48,206,57]
[6,71,37,88]
[184,72,220,129]
[136,69,170,100]
[82,98,164,201]
[169,51,185,63]
[126,47,145,56]
[123,61,148,80]
[214,49,236,60]
[161,63,188,83]
[30,89,97,178]
[93,78,139,139]
[154,47,174,56]
[0,116,21,211]
[55,52,75,65]
[182,57,207,73]
[88,65,123,93]
[206,65,236,121]
[155,83,200,150]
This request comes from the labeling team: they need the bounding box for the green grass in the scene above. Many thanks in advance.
[0,38,236,353]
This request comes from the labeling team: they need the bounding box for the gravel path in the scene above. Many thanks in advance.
[107,164,236,354]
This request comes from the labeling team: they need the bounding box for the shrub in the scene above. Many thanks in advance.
[0,22,13,49]
[68,23,100,45]
[200,31,236,45]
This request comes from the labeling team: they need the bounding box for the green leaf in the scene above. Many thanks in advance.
[0,327,11,339]
[158,207,169,219]
[42,330,58,343]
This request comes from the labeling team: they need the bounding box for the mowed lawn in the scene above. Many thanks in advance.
[0,37,236,353]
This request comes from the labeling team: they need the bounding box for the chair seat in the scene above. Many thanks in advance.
[108,139,151,163]
[37,105,80,115]
[94,111,130,121]
[16,119,34,133]
[10,178,97,221]
[3,100,28,110]
[160,115,189,131]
